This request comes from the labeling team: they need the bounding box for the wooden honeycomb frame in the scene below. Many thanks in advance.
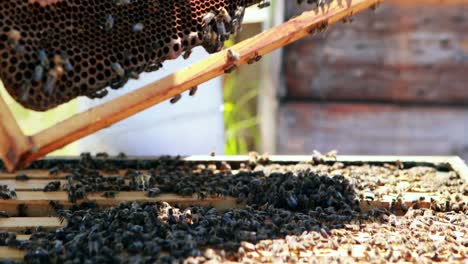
[0,0,390,172]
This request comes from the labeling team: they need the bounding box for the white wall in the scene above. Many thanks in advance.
[76,47,225,156]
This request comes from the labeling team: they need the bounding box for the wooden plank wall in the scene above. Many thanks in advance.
[279,1,468,160]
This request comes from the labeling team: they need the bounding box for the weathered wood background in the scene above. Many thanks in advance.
[279,1,468,160]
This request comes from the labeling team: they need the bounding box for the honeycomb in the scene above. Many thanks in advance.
[0,0,265,111]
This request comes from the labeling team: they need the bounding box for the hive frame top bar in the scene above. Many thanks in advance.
[13,154,468,180]
[188,155,468,176]
[0,0,384,172]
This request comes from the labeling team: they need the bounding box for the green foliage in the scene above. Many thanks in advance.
[223,40,260,155]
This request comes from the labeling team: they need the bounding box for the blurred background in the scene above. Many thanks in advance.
[279,1,468,161]
[0,1,467,160]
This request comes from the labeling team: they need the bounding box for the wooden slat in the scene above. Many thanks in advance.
[278,103,468,161]
[284,2,468,103]
[17,235,31,241]
[14,0,384,170]
[0,169,127,180]
[0,217,62,232]
[0,189,464,217]
[0,192,239,217]
[185,154,465,166]
[0,247,24,260]
[1,179,67,191]
[0,96,31,173]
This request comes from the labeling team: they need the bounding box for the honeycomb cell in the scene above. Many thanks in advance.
[0,0,263,111]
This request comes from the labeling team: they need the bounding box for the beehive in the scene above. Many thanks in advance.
[0,0,268,111]
[0,155,467,262]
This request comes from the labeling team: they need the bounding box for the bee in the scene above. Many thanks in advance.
[44,69,61,95]
[145,62,163,72]
[49,201,64,212]
[49,166,59,176]
[170,94,182,104]
[33,65,45,82]
[43,181,61,192]
[105,15,115,31]
[218,7,232,24]
[257,0,271,9]
[0,190,16,200]
[86,88,108,99]
[147,187,161,197]
[224,64,237,74]
[38,49,50,68]
[203,29,223,53]
[203,8,231,43]
[216,22,228,41]
[17,204,27,217]
[227,49,240,62]
[189,86,198,96]
[96,152,109,158]
[370,3,380,11]
[51,55,65,73]
[317,21,329,33]
[0,211,9,218]
[202,11,216,27]
[236,192,245,204]
[231,6,245,35]
[60,55,73,72]
[102,191,116,198]
[15,44,25,54]
[319,228,329,238]
[286,192,298,209]
[7,29,21,46]
[115,0,131,6]
[20,81,31,102]
[180,187,194,196]
[316,0,327,6]
[15,174,30,181]
[110,78,128,90]
[7,29,24,54]
[52,54,63,68]
[215,8,231,41]
[74,187,86,201]
[111,62,125,77]
[342,16,354,24]
[67,189,76,203]
[183,49,192,60]
[126,70,139,80]
[247,54,262,64]
[132,23,144,33]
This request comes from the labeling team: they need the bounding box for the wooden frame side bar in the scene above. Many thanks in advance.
[13,0,383,169]
[0,96,31,172]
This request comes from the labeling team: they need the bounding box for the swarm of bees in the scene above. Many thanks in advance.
[2,153,467,262]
